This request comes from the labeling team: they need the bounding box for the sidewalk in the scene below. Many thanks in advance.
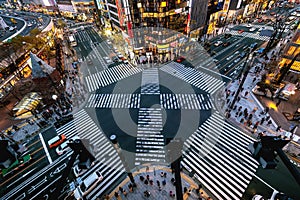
[104,166,212,200]
[214,47,300,165]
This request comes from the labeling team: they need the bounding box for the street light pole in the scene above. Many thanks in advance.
[230,49,256,109]
[110,135,136,185]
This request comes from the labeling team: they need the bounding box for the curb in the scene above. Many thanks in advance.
[249,92,278,128]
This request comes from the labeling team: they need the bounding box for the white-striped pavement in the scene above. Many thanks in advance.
[85,63,143,92]
[160,62,224,94]
[135,108,166,166]
[160,93,214,110]
[86,93,140,108]
[141,68,160,94]
[182,111,259,200]
[55,109,126,199]
[226,30,270,41]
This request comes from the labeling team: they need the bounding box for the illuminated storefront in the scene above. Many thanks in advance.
[279,24,300,72]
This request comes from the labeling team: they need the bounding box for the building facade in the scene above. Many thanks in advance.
[279,24,300,72]
[95,0,208,59]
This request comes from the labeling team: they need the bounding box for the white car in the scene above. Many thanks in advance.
[74,171,103,200]
[214,41,223,47]
[117,52,124,59]
[56,136,80,155]
[73,161,95,177]
[249,27,256,32]
[107,40,112,45]
[246,23,252,27]
[103,56,112,64]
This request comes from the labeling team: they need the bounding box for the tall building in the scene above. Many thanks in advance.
[95,0,208,59]
[279,24,300,72]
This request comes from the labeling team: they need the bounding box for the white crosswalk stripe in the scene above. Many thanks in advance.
[227,30,270,41]
[141,68,160,94]
[55,110,126,199]
[160,93,212,110]
[135,108,166,166]
[86,93,140,108]
[85,63,143,92]
[182,111,259,200]
[160,61,224,94]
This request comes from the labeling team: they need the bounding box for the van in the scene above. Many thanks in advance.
[74,171,103,199]
[48,134,66,149]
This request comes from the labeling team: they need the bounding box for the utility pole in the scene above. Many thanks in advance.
[230,49,256,109]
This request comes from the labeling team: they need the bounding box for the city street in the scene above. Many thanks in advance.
[1,4,300,199]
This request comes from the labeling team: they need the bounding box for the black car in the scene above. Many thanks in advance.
[223,42,230,47]
[224,33,232,39]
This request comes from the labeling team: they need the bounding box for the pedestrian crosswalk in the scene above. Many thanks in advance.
[160,62,225,94]
[141,68,160,94]
[85,63,143,92]
[160,93,214,110]
[86,93,140,108]
[181,111,259,200]
[135,108,166,166]
[226,30,270,41]
[56,109,126,199]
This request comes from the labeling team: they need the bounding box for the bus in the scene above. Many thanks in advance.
[69,34,77,47]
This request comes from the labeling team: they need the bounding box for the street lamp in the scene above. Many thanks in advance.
[109,134,136,186]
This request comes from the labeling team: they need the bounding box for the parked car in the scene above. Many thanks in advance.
[238,29,244,34]
[74,171,103,199]
[0,154,32,177]
[239,52,246,58]
[223,42,230,47]
[255,47,265,54]
[176,56,185,63]
[224,33,232,39]
[56,136,80,155]
[214,40,223,47]
[250,42,258,49]
[73,161,95,177]
[48,134,67,149]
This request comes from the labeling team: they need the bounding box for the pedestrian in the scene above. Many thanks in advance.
[237,96,241,102]
[162,179,166,185]
[144,179,149,185]
[238,106,242,111]
[114,192,119,198]
[276,99,281,107]
[252,77,257,83]
[276,125,281,132]
[164,172,167,178]
[238,111,243,117]
[260,117,265,125]
[244,91,249,97]
[265,107,269,114]
[157,180,160,187]
[266,115,270,121]
[267,120,272,126]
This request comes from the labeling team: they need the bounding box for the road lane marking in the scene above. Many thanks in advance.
[0,156,45,188]
[7,168,37,188]
[39,133,52,164]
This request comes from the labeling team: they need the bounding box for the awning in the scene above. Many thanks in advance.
[13,92,42,119]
